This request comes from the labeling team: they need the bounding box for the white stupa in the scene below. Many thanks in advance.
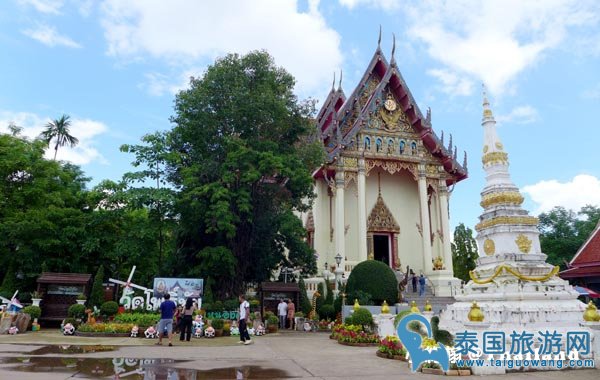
[439,86,593,372]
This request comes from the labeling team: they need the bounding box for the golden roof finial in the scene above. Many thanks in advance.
[482,83,493,119]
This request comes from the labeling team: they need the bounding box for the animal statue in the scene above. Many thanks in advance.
[254,322,265,336]
[130,325,139,338]
[230,320,239,336]
[8,326,18,335]
[204,326,215,338]
[194,326,203,338]
[144,326,157,339]
[63,323,75,335]
[248,327,255,336]
[308,291,321,320]
[85,309,96,325]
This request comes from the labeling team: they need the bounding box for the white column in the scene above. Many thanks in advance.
[335,168,346,272]
[438,181,453,272]
[418,167,433,274]
[357,156,368,263]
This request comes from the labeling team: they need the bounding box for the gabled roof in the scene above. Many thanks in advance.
[570,221,600,266]
[314,43,467,184]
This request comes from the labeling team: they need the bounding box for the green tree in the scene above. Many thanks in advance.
[298,277,312,315]
[39,114,79,160]
[451,223,478,282]
[89,265,105,308]
[168,51,320,297]
[539,205,600,267]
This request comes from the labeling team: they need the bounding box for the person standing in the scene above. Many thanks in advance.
[411,270,417,293]
[286,299,295,330]
[418,274,426,297]
[277,299,288,329]
[179,297,196,342]
[238,294,252,345]
[157,293,177,346]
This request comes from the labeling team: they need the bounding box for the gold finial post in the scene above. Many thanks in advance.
[468,301,484,322]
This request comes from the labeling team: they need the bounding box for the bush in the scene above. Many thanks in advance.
[100,301,119,317]
[223,299,239,311]
[344,316,354,325]
[345,260,398,305]
[295,311,304,318]
[211,319,224,329]
[114,312,160,326]
[267,315,279,326]
[352,307,373,328]
[212,301,224,312]
[63,317,81,328]
[68,304,86,319]
[89,265,105,308]
[298,277,312,315]
[346,290,373,306]
[77,322,133,333]
[249,299,260,311]
[319,304,335,320]
[23,305,42,319]
[315,282,325,315]
[431,316,454,346]
[394,309,414,327]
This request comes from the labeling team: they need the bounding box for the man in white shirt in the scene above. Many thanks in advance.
[238,294,252,345]
[277,299,288,329]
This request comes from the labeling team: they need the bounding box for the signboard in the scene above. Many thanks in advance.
[153,278,203,300]
[47,285,84,296]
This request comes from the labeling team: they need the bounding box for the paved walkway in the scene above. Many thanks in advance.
[0,331,598,379]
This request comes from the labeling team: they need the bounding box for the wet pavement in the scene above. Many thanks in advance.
[0,333,598,379]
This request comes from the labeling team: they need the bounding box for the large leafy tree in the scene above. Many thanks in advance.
[168,51,321,297]
[451,223,478,282]
[539,205,600,267]
[39,114,79,160]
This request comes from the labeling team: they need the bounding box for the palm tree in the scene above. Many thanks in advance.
[39,114,79,160]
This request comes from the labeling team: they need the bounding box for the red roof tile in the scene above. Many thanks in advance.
[560,266,600,278]
[570,223,600,265]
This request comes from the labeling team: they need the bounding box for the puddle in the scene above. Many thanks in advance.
[29,345,116,355]
[0,357,292,379]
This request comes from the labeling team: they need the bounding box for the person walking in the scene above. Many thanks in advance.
[286,299,295,330]
[411,270,417,293]
[238,294,252,345]
[157,293,177,346]
[418,274,426,297]
[277,299,288,329]
[179,297,196,342]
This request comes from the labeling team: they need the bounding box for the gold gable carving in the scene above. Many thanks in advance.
[367,193,400,233]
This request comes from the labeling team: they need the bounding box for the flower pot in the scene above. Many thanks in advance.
[446,369,460,376]
[458,369,471,376]
[31,298,42,307]
[267,325,278,333]
[76,299,86,305]
[214,329,223,337]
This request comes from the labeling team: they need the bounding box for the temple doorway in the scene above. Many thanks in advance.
[373,234,391,266]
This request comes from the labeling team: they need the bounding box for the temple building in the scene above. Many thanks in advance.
[302,34,468,297]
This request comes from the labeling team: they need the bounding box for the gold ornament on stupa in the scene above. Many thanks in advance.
[583,301,600,322]
[381,300,390,314]
[410,301,420,313]
[424,300,432,312]
[353,299,360,312]
[468,301,484,322]
[433,256,444,270]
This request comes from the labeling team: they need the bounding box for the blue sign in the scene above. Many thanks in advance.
[396,313,450,372]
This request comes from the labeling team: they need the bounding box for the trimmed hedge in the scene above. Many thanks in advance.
[23,305,42,319]
[345,260,398,305]
[100,301,119,317]
[352,307,373,328]
[319,304,335,320]
[68,304,86,319]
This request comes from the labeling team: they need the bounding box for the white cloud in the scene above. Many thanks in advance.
[338,0,400,10]
[582,82,600,99]
[0,111,108,165]
[141,68,204,97]
[403,0,600,95]
[99,0,343,95]
[522,174,600,215]
[18,0,64,14]
[22,24,81,48]
[496,105,539,124]
[427,68,473,96]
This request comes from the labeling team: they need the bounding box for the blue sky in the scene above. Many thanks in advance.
[1,0,600,233]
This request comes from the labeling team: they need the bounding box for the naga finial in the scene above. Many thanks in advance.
[377,25,382,49]
[332,71,336,92]
[448,133,453,152]
[463,151,468,171]
[338,69,343,91]
[390,33,396,64]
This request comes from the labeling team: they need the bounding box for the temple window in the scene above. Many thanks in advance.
[411,141,417,155]
[364,136,371,151]
[399,140,405,154]
[387,139,394,154]
[376,138,382,152]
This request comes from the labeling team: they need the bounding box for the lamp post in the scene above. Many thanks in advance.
[322,262,330,280]
[334,253,343,298]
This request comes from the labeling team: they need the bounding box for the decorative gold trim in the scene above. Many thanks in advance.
[515,234,532,253]
[483,145,489,153]
[469,264,559,284]
[343,157,358,169]
[425,164,438,176]
[480,191,524,208]
[365,159,417,179]
[475,216,538,231]
[367,193,400,233]
[495,142,503,150]
[483,109,493,118]
[482,151,508,166]
[344,171,357,188]
[483,239,495,255]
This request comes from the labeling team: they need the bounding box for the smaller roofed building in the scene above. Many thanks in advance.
[561,220,600,293]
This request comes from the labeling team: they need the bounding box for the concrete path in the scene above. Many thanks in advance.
[0,331,598,379]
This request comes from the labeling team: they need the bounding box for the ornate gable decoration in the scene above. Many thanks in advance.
[367,193,400,233]
[305,210,315,232]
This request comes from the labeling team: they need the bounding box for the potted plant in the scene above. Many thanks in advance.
[76,293,87,305]
[23,305,42,330]
[421,361,444,375]
[267,315,279,333]
[294,312,305,331]
[30,291,43,307]
[223,320,231,336]
[212,319,224,337]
